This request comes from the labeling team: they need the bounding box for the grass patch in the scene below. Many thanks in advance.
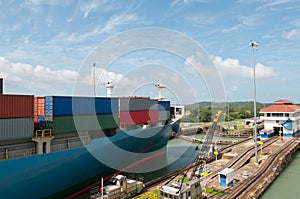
[134,189,160,199]
[176,177,190,183]
[206,187,223,195]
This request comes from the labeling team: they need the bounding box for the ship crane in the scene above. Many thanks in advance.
[160,110,222,199]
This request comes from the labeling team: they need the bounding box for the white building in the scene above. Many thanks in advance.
[260,99,300,138]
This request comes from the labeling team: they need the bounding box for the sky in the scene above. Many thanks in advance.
[0,0,300,105]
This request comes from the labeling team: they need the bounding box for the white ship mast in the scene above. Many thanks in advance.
[155,83,166,100]
[106,80,114,97]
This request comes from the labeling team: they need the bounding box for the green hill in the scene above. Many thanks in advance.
[183,101,271,123]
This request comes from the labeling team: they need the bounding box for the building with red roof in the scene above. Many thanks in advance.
[260,99,300,138]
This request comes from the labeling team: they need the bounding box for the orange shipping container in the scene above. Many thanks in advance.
[34,97,45,116]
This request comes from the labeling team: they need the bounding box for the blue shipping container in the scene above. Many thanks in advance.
[45,96,53,116]
[37,116,45,122]
[158,101,170,111]
[44,96,118,116]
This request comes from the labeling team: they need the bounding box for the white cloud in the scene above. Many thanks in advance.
[266,0,297,6]
[49,28,101,44]
[184,15,215,27]
[0,56,123,95]
[80,67,123,86]
[80,0,108,19]
[0,56,78,85]
[171,0,181,7]
[27,0,44,6]
[222,14,262,33]
[6,23,21,32]
[291,18,300,27]
[101,14,139,33]
[171,0,208,7]
[53,14,140,45]
[213,56,277,79]
[184,52,211,78]
[282,29,300,40]
[67,0,118,23]
[222,24,242,32]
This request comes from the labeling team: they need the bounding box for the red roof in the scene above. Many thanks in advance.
[260,99,300,113]
[274,99,293,104]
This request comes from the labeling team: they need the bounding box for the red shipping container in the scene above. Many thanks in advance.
[119,110,158,125]
[34,96,45,116]
[0,94,34,118]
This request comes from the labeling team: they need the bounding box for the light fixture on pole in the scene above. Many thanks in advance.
[249,40,259,164]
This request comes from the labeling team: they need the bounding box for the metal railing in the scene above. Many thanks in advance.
[0,148,36,160]
[51,141,84,152]
[0,139,85,160]
[33,129,53,138]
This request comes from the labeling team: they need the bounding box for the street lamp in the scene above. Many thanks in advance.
[92,63,96,96]
[249,41,259,164]
[227,94,230,132]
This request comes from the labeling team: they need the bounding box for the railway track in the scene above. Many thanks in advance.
[221,136,300,199]
[136,137,252,195]
[218,137,252,154]
[207,136,278,182]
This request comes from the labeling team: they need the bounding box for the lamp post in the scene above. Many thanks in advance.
[92,63,96,97]
[214,151,219,166]
[249,41,259,164]
[227,94,230,132]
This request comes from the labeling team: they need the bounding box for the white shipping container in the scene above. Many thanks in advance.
[0,118,33,140]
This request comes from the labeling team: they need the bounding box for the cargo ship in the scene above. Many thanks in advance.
[0,79,183,198]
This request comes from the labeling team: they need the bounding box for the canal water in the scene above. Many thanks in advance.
[134,134,244,182]
[261,150,300,199]
[62,134,246,198]
[69,134,244,199]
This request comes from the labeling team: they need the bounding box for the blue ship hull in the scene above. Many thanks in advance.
[172,118,181,134]
[0,124,172,198]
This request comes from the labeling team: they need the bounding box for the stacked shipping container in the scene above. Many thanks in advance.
[119,97,159,126]
[45,96,119,134]
[34,97,46,131]
[0,94,172,139]
[0,95,34,140]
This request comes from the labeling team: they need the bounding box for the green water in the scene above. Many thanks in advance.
[133,134,244,182]
[261,150,300,199]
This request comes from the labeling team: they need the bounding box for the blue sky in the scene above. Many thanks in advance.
[0,0,299,104]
